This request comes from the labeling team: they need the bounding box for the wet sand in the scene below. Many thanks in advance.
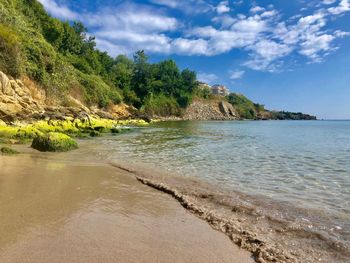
[0,154,254,263]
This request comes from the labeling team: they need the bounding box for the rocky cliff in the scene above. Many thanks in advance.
[0,71,136,123]
[0,71,44,122]
[182,98,237,120]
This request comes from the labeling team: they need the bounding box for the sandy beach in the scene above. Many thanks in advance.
[0,152,254,263]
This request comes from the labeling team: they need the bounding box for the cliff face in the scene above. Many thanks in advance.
[0,71,136,123]
[182,98,238,120]
[0,71,45,122]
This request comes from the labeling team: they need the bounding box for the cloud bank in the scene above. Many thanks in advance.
[38,0,350,73]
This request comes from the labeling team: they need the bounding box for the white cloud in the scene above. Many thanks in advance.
[299,34,335,61]
[244,40,293,71]
[38,0,78,20]
[323,0,337,4]
[328,0,350,15]
[197,72,218,84]
[150,0,178,8]
[250,6,265,13]
[86,4,179,33]
[171,38,210,55]
[229,70,245,80]
[39,0,350,72]
[216,1,230,14]
[334,30,350,37]
[150,0,213,14]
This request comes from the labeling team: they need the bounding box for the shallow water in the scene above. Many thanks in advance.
[82,120,350,252]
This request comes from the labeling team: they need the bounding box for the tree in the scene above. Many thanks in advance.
[155,60,180,95]
[131,50,152,102]
[43,18,64,48]
[110,55,133,89]
[181,69,197,93]
[59,22,83,54]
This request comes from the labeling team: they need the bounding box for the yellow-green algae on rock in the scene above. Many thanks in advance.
[0,146,19,155]
[0,118,152,144]
[31,132,78,152]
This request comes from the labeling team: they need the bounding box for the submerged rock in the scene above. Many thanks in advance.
[111,127,121,134]
[89,130,100,137]
[31,132,78,152]
[0,146,19,155]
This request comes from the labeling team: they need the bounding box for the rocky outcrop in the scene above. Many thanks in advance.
[0,71,136,123]
[218,101,236,117]
[0,71,44,122]
[183,98,237,120]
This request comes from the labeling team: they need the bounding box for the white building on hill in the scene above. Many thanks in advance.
[211,84,230,96]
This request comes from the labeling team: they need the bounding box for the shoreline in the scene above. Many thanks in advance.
[0,151,254,263]
[1,121,349,263]
[109,160,350,263]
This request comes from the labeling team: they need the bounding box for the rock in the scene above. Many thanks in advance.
[183,98,237,120]
[0,119,7,126]
[107,103,137,119]
[136,114,152,123]
[0,71,44,122]
[111,127,121,134]
[89,130,101,137]
[0,71,11,95]
[95,110,114,120]
[218,101,237,117]
[1,146,19,155]
[31,132,78,152]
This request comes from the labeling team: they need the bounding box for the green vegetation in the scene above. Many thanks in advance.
[0,118,150,146]
[226,93,317,120]
[269,111,316,120]
[1,146,19,155]
[194,84,213,99]
[0,0,198,116]
[226,93,265,119]
[0,23,22,77]
[31,132,78,152]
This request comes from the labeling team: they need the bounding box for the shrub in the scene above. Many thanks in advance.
[194,86,212,99]
[0,24,22,77]
[79,73,122,107]
[141,93,181,117]
[226,93,258,119]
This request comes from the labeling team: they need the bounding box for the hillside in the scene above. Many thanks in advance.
[0,0,197,119]
[226,93,316,120]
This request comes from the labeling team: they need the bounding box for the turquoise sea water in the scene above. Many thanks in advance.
[93,120,350,246]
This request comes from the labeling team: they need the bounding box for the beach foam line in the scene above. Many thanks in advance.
[109,160,350,263]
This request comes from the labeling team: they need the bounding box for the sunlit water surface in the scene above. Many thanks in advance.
[88,120,350,242]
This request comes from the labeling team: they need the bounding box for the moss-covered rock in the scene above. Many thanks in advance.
[31,132,78,152]
[111,127,121,134]
[89,130,100,137]
[0,146,19,155]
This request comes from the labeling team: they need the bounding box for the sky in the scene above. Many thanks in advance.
[38,0,350,119]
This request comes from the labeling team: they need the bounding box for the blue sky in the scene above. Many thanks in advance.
[38,0,350,119]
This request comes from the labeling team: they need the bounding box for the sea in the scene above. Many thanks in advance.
[79,120,350,261]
